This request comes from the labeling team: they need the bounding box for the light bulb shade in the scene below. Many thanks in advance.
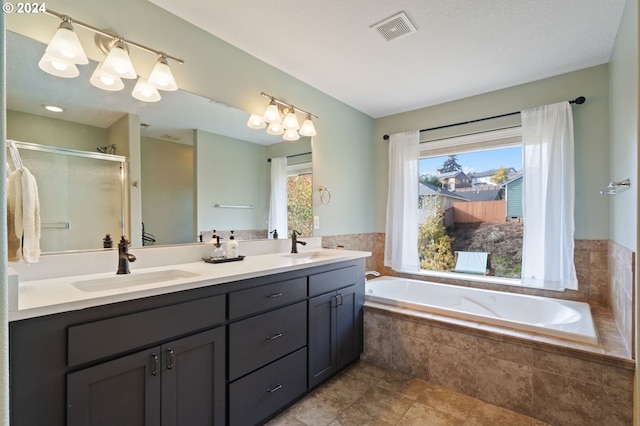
[45,21,88,65]
[102,41,137,79]
[147,56,178,91]
[247,114,266,129]
[266,122,284,135]
[283,129,300,141]
[90,62,125,91]
[132,77,161,102]
[38,53,79,78]
[262,102,281,123]
[299,115,317,136]
[282,110,300,130]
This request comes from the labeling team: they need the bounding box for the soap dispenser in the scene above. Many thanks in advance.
[227,231,238,259]
[212,236,226,260]
[270,229,279,240]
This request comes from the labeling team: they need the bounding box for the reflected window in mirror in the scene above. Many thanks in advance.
[287,161,313,237]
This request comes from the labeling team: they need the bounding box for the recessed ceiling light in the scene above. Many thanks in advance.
[44,105,64,113]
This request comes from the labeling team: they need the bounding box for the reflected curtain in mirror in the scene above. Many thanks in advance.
[268,157,287,239]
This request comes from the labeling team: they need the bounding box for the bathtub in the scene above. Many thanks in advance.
[365,276,598,345]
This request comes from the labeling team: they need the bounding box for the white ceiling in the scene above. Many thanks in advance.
[148,0,627,118]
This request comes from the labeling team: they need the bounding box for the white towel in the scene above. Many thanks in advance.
[6,170,22,261]
[20,168,41,263]
[6,168,41,263]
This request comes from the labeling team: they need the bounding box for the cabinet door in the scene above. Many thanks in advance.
[161,327,225,426]
[67,346,162,426]
[308,291,337,388]
[336,285,361,370]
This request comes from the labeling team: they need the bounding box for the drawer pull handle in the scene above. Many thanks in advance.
[167,349,175,370]
[151,353,159,376]
[267,384,283,393]
[266,332,283,341]
[337,293,344,306]
[267,293,283,298]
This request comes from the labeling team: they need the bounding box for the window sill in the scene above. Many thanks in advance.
[396,269,540,289]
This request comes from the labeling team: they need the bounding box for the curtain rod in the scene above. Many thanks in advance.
[382,96,586,140]
[267,151,312,162]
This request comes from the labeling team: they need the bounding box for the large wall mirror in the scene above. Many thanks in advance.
[5,29,312,252]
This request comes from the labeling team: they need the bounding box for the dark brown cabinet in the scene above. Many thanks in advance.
[10,259,365,426]
[67,327,225,426]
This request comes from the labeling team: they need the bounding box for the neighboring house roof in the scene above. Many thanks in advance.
[469,167,519,180]
[501,173,524,187]
[437,170,468,180]
[419,183,469,201]
[457,189,503,202]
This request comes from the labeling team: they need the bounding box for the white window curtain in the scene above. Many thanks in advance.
[384,131,420,272]
[268,157,288,239]
[521,101,577,290]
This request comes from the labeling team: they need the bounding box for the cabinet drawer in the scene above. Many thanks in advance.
[229,347,307,426]
[229,301,306,381]
[68,295,225,367]
[228,277,306,319]
[309,265,357,297]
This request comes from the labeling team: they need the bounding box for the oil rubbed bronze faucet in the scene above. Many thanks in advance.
[117,236,136,274]
[291,230,307,254]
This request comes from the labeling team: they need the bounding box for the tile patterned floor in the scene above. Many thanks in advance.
[267,360,550,426]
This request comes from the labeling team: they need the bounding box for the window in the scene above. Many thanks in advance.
[417,128,523,279]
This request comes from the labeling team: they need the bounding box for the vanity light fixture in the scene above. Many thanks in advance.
[42,16,88,66]
[89,61,125,91]
[132,77,162,102]
[249,92,318,140]
[147,54,178,91]
[40,9,183,103]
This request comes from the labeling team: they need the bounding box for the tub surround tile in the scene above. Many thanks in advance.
[363,311,393,366]
[364,306,634,425]
[532,370,603,426]
[475,356,533,416]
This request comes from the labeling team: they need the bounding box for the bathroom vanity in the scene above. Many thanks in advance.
[9,248,367,425]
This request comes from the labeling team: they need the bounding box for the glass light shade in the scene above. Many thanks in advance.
[283,129,300,141]
[90,62,125,91]
[299,115,317,136]
[266,122,284,135]
[102,41,137,79]
[147,56,178,91]
[132,77,161,102]
[262,102,281,123]
[45,21,88,65]
[247,114,266,129]
[282,110,300,130]
[38,53,79,78]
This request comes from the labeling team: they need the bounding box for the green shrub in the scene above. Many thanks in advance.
[418,194,455,271]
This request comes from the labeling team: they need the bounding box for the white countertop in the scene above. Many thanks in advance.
[9,248,371,322]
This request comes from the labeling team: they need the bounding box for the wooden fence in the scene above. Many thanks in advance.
[452,200,506,223]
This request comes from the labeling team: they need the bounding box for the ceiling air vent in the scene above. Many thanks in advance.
[370,11,417,42]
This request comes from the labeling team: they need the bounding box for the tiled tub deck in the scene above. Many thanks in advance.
[363,303,634,426]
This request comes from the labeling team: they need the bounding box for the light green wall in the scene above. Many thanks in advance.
[141,137,194,245]
[6,0,377,237]
[195,130,269,234]
[609,0,638,252]
[374,65,611,240]
[7,110,109,151]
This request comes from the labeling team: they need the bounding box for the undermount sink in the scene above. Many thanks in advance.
[71,269,200,293]
[281,251,336,260]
